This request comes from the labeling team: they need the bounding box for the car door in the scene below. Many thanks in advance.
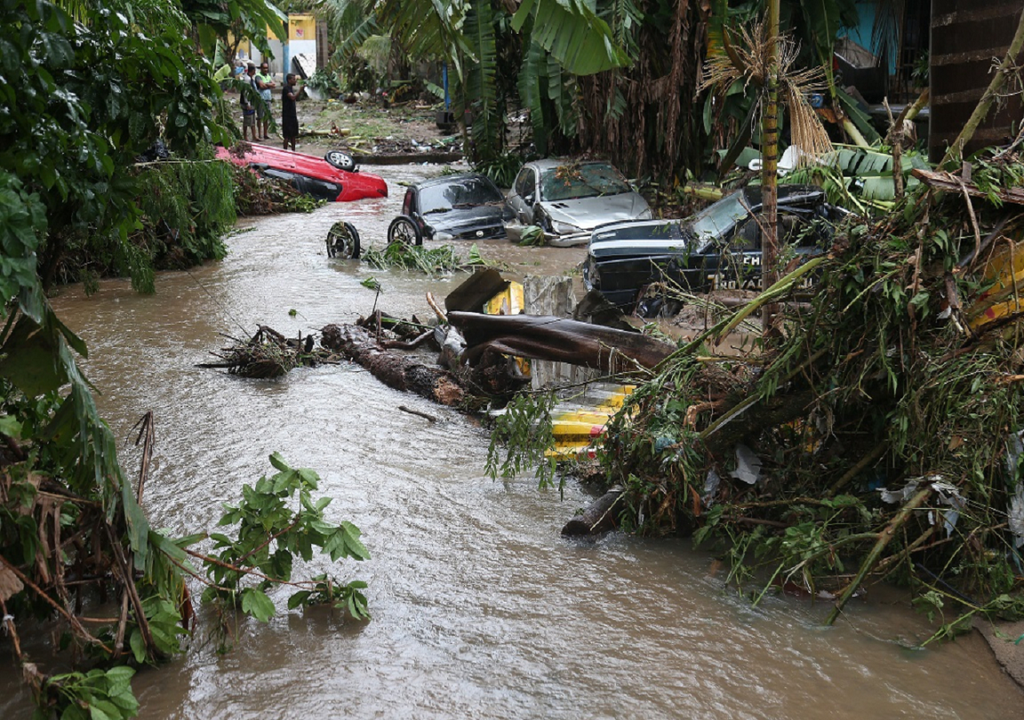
[703,216,762,291]
[710,211,818,291]
[506,166,537,224]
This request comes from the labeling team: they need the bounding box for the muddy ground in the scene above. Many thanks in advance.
[292,95,461,160]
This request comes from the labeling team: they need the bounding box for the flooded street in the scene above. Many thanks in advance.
[7,163,1023,718]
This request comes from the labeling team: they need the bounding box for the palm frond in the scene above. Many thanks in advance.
[512,0,629,75]
[785,81,833,164]
[517,41,550,154]
[376,0,472,72]
[464,0,502,159]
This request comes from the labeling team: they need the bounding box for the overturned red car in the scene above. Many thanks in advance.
[216,144,388,202]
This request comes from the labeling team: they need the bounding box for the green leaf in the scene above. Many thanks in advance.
[268,451,289,473]
[0,315,68,398]
[240,587,276,622]
[88,700,121,720]
[287,590,312,609]
[129,628,146,664]
[519,0,629,75]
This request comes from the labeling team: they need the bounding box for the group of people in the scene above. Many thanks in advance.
[239,61,301,151]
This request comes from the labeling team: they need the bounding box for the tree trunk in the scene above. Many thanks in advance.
[562,489,623,536]
[761,0,781,334]
[321,324,465,406]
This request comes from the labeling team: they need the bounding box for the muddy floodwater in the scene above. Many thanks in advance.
[4,162,1023,719]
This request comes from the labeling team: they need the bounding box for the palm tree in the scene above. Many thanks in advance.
[702,10,832,332]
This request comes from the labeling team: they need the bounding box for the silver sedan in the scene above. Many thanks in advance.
[504,159,652,247]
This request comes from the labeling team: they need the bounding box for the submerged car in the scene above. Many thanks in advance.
[583,185,849,312]
[504,159,652,247]
[215,144,387,202]
[387,173,512,245]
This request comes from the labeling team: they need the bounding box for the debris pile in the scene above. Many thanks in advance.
[199,325,326,378]
[584,150,1024,628]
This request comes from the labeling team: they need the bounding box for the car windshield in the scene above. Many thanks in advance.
[687,191,754,249]
[539,163,631,202]
[419,177,504,214]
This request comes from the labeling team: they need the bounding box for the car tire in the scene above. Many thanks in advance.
[388,216,423,247]
[326,221,361,259]
[324,150,358,172]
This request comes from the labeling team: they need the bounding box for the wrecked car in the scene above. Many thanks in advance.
[216,144,388,202]
[504,159,652,248]
[388,173,512,246]
[583,185,849,312]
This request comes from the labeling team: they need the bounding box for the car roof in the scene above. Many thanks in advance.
[524,158,617,172]
[415,172,495,190]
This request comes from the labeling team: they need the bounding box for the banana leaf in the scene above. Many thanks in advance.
[512,0,629,75]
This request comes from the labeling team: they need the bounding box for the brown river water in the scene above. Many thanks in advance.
[4,163,1023,718]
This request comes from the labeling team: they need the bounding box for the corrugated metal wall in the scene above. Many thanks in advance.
[929,0,1024,162]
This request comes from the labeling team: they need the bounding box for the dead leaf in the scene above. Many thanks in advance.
[0,560,24,602]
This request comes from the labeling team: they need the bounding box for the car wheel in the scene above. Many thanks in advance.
[324,150,357,172]
[388,216,423,247]
[326,221,361,259]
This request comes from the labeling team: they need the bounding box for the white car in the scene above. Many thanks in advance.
[504,159,652,247]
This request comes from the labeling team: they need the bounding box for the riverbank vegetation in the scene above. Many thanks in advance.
[0,0,372,716]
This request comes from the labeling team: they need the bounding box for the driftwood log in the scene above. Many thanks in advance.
[562,489,623,536]
[447,312,675,372]
[321,323,464,406]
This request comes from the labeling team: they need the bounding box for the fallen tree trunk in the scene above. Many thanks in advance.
[321,323,464,406]
[447,312,675,372]
[561,489,623,536]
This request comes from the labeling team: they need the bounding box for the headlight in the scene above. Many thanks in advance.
[582,256,599,290]
[434,231,454,242]
[638,207,653,220]
[551,220,581,235]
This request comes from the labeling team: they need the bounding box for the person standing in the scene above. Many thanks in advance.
[254,62,276,140]
[241,63,258,142]
[281,73,300,151]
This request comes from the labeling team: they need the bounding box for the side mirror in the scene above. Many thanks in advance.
[523,192,535,204]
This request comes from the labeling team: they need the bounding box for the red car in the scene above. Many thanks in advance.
[216,145,388,202]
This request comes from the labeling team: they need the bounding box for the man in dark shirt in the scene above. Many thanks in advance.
[282,73,300,151]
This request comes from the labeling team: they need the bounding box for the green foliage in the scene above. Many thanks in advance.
[201,452,371,622]
[970,157,1024,207]
[783,144,930,211]
[35,666,139,720]
[363,242,485,275]
[518,225,547,247]
[486,392,559,490]
[306,68,342,96]
[0,174,46,316]
[463,0,501,163]
[0,0,237,292]
[511,0,629,75]
[0,3,373,717]
[55,161,235,291]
